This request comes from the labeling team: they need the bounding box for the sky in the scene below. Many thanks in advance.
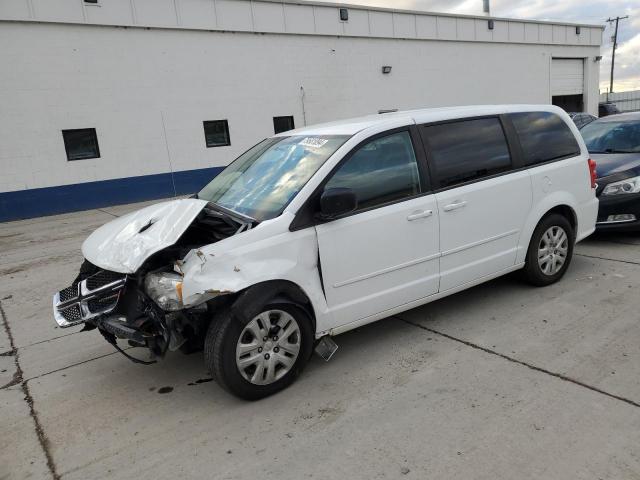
[302,0,640,93]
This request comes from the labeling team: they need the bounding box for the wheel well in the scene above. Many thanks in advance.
[229,280,317,332]
[544,205,577,234]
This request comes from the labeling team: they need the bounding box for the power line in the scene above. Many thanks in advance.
[606,15,629,93]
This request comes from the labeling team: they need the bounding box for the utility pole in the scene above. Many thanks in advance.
[482,0,490,16]
[606,15,628,93]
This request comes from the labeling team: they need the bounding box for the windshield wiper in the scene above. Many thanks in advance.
[207,202,257,225]
[601,148,639,154]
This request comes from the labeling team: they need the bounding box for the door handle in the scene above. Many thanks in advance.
[443,200,467,212]
[407,210,433,221]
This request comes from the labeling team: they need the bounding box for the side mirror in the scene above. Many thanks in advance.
[319,188,357,219]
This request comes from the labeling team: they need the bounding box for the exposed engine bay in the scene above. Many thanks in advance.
[53,202,255,363]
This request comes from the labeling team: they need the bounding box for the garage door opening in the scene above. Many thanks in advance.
[551,58,585,113]
[552,94,584,113]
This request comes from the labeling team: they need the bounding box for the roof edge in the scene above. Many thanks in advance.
[261,0,605,29]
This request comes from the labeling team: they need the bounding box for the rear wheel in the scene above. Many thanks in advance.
[204,302,313,400]
[522,213,574,287]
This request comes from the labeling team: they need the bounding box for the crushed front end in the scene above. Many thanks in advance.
[52,200,252,363]
[53,261,206,362]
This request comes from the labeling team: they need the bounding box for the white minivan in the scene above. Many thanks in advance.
[53,105,598,399]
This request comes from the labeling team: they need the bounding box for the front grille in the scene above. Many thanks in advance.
[54,268,127,328]
[86,270,126,290]
[60,304,82,323]
[87,294,120,314]
[59,284,79,302]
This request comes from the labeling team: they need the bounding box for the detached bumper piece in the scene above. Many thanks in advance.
[53,270,126,327]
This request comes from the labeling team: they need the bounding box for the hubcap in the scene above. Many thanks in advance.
[235,310,301,386]
[538,226,569,276]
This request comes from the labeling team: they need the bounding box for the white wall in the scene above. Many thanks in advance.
[0,19,601,194]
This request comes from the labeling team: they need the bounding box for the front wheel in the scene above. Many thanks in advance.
[522,214,574,287]
[204,302,313,400]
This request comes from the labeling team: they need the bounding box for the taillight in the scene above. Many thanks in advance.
[588,158,597,189]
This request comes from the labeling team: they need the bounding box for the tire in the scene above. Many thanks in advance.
[204,301,313,400]
[522,213,574,287]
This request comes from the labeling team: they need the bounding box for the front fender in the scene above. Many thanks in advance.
[180,216,331,334]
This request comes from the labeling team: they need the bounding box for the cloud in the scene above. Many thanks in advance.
[300,0,640,93]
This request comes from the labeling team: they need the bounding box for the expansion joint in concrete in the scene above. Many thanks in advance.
[0,301,61,480]
[397,315,640,410]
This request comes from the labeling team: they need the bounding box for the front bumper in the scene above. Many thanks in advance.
[596,192,640,232]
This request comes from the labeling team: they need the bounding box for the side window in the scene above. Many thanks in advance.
[422,118,512,189]
[510,111,580,165]
[324,131,421,211]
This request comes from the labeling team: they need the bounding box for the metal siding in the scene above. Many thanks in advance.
[393,13,416,38]
[134,0,177,26]
[85,0,134,25]
[32,0,84,22]
[282,3,314,34]
[436,16,456,40]
[475,18,493,42]
[369,10,393,37]
[0,0,30,19]
[415,14,437,39]
[216,0,253,31]
[524,23,539,43]
[343,9,370,37]
[176,0,216,28]
[492,20,508,42]
[314,6,342,36]
[457,18,475,41]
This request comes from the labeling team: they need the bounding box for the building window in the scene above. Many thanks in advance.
[62,128,100,161]
[273,116,295,134]
[203,120,231,147]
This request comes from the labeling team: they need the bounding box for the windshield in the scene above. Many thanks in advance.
[198,135,350,221]
[581,121,640,153]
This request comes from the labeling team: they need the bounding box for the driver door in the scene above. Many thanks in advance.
[315,129,440,329]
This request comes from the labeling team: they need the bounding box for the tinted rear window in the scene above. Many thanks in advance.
[510,112,580,165]
[422,117,512,188]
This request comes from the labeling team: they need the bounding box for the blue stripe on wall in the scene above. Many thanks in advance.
[0,167,223,222]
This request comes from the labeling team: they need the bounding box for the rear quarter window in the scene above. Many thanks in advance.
[510,112,581,166]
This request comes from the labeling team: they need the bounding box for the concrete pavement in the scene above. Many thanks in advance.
[1,202,639,479]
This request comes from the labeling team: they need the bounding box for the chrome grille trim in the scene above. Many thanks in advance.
[53,270,127,328]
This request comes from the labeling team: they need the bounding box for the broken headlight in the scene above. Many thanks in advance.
[144,272,184,311]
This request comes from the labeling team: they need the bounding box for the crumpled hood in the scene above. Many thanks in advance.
[82,199,209,274]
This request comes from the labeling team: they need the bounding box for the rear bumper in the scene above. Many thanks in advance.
[596,193,640,232]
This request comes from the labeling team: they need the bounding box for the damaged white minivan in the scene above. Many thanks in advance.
[53,105,598,399]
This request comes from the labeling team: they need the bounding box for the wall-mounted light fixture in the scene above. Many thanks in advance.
[339,8,349,21]
[488,19,494,30]
[576,26,581,35]
[594,55,603,62]
[382,66,392,74]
